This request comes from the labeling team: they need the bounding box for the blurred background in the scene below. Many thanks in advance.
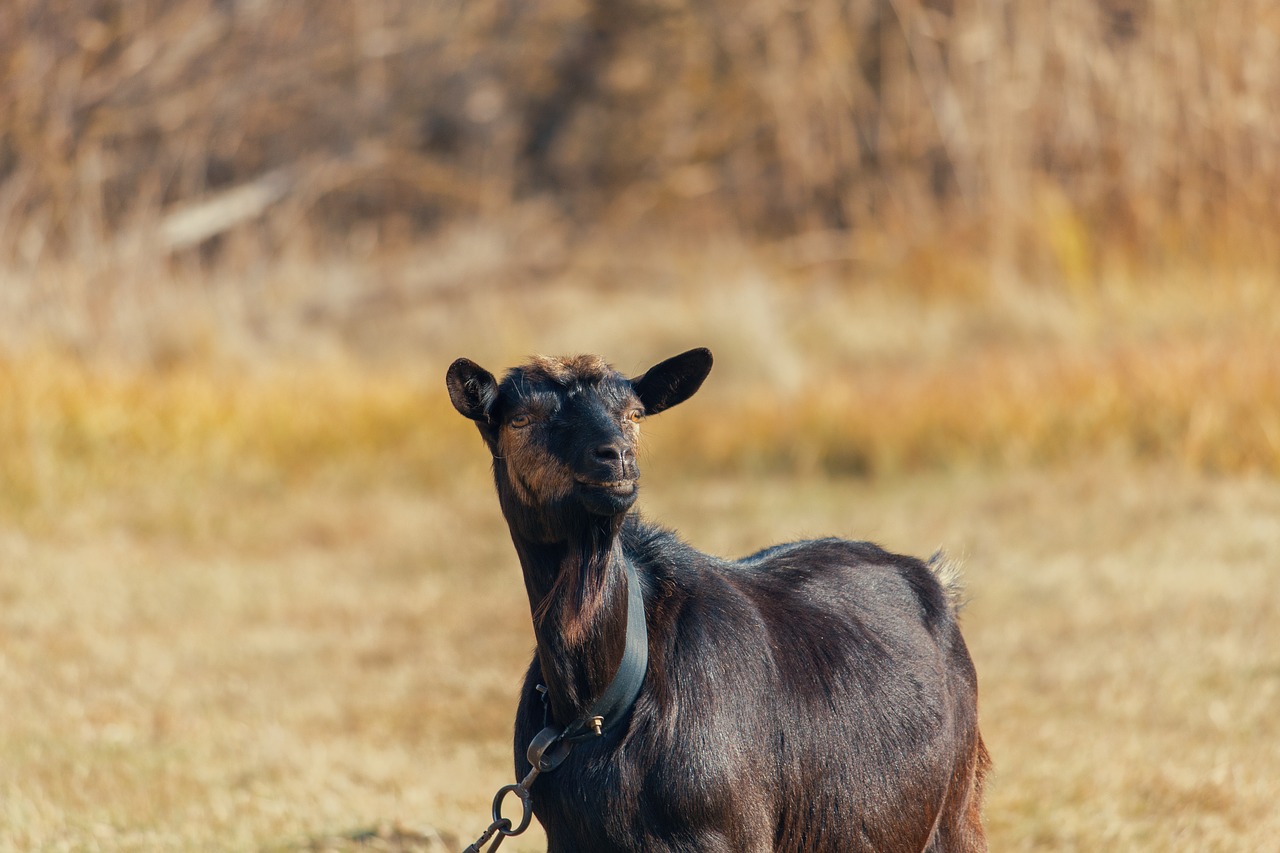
[1,1,1278,850]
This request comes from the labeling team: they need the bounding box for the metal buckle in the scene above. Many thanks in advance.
[526,725,573,772]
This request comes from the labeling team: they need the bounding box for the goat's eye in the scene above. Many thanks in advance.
[626,409,644,423]
[509,414,532,429]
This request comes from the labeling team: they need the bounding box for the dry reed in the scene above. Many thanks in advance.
[3,0,1279,270]
[4,291,1277,530]
[3,6,1278,850]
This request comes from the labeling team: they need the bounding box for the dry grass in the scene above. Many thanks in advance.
[3,453,1278,851]
[4,251,1278,526]
[5,0,1280,269]
[4,3,1277,850]
[0,260,1278,850]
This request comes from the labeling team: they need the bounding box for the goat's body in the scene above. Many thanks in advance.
[515,517,988,853]
[448,350,987,852]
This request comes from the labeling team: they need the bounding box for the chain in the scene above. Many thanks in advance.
[459,553,647,850]
[460,775,532,852]
[461,817,511,853]
[458,711,577,853]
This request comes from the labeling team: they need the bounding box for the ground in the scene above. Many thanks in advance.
[3,457,1277,851]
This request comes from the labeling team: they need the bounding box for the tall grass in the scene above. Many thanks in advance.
[4,270,1277,531]
[3,0,1278,270]
[3,8,1277,849]
[2,0,1277,522]
[0,355,463,523]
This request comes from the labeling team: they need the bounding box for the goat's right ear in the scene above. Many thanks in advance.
[446,358,498,423]
[631,347,714,415]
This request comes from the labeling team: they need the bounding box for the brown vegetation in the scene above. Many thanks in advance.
[2,2,1278,851]
[3,460,1278,851]
[4,0,1279,268]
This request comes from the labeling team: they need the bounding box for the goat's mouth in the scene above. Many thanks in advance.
[575,478,638,497]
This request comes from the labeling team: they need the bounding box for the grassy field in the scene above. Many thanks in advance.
[4,2,1279,849]
[2,262,1278,851]
[2,453,1278,851]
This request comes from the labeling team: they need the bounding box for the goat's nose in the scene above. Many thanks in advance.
[592,442,632,464]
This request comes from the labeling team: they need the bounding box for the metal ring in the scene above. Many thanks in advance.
[491,783,534,837]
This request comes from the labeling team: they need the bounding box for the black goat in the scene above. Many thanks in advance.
[446,348,989,853]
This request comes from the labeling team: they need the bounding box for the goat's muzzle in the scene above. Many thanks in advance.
[576,478,638,496]
[574,476,640,515]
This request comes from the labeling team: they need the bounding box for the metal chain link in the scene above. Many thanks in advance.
[461,816,511,853]
[458,713,581,852]
[459,754,547,853]
[458,551,646,851]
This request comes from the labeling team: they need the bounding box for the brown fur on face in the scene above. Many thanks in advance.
[490,353,648,521]
[497,422,577,504]
[521,354,615,387]
[495,354,635,504]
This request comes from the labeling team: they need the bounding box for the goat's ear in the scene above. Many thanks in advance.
[446,358,498,423]
[630,348,714,415]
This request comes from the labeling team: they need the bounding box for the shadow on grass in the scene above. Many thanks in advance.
[282,823,457,853]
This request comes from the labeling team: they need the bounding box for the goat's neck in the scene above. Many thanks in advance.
[510,517,631,726]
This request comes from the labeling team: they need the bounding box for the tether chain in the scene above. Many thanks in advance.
[460,554,648,852]
[461,722,571,852]
[461,816,510,853]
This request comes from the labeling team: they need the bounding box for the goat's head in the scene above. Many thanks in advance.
[447,348,713,540]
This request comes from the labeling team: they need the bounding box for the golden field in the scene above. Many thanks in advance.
[3,1,1280,850]
[3,257,1280,851]
[4,447,1280,853]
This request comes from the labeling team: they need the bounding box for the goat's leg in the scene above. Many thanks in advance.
[925,736,991,853]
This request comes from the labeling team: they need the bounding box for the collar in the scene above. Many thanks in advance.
[560,552,649,742]
[529,552,649,771]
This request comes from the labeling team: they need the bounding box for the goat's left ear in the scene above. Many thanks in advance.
[446,358,498,423]
[631,348,714,415]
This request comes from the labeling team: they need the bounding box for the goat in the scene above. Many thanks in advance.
[446,348,989,853]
